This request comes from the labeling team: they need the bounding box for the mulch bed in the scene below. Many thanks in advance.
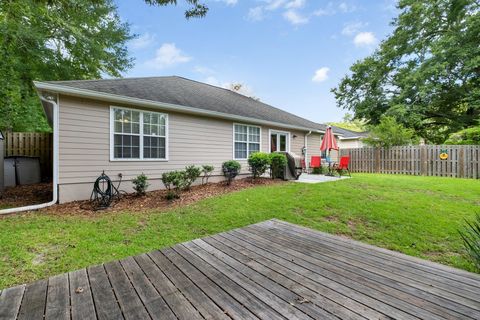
[0,183,53,209]
[37,177,285,216]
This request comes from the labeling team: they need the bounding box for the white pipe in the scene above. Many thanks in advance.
[0,95,59,215]
[304,130,312,168]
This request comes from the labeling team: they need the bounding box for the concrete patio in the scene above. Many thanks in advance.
[296,173,351,184]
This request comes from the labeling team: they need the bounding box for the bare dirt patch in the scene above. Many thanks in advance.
[0,183,53,209]
[36,178,285,217]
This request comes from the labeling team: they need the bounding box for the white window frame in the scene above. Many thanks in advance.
[233,123,262,160]
[109,106,169,161]
[268,129,291,153]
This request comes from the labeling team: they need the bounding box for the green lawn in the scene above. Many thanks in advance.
[1,174,479,288]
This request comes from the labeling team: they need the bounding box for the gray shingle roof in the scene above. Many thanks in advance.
[46,76,331,132]
[43,76,366,139]
[331,126,369,139]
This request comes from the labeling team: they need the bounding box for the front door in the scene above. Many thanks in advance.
[270,131,289,153]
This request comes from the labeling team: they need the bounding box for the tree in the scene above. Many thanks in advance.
[0,0,208,132]
[332,0,480,143]
[229,83,260,101]
[444,126,480,145]
[327,113,366,132]
[145,0,208,18]
[363,116,418,148]
[0,0,133,132]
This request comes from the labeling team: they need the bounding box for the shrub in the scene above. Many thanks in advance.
[270,153,287,179]
[201,165,214,184]
[222,160,241,185]
[184,165,201,189]
[248,152,271,179]
[312,167,322,174]
[459,213,480,271]
[132,173,149,196]
[162,170,187,199]
[363,115,418,148]
[445,126,480,145]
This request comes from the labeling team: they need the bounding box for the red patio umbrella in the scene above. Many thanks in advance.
[320,126,338,153]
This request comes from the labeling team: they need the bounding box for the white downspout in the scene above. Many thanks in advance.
[0,95,59,215]
[304,130,312,168]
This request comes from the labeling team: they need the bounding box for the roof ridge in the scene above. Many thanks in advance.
[172,76,326,129]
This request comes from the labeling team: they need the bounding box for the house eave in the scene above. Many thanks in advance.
[34,81,332,135]
[339,136,363,140]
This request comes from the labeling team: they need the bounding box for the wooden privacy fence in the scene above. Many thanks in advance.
[3,132,53,179]
[340,145,480,179]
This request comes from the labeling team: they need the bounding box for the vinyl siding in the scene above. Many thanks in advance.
[57,95,310,202]
[338,139,365,149]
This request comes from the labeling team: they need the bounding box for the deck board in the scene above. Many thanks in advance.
[45,274,70,320]
[69,269,96,320]
[1,219,479,320]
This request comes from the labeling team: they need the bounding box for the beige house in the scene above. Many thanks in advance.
[337,132,368,149]
[34,76,350,203]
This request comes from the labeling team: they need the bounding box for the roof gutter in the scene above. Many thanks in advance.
[33,81,331,135]
[339,136,363,140]
[0,95,59,215]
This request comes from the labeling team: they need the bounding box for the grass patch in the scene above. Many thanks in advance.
[0,174,478,288]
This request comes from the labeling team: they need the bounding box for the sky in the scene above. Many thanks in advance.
[115,0,398,124]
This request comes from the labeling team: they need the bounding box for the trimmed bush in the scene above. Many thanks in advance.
[248,152,271,179]
[162,170,187,199]
[184,165,201,189]
[201,165,214,185]
[132,173,149,196]
[222,160,241,185]
[270,153,287,179]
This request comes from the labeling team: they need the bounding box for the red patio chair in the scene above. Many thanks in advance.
[336,156,351,177]
[309,156,321,173]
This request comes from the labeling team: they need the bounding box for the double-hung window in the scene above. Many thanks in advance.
[234,124,261,159]
[111,107,168,160]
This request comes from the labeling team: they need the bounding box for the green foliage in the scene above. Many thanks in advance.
[162,165,202,198]
[0,0,134,132]
[248,152,271,179]
[332,0,480,143]
[363,116,418,148]
[312,167,322,175]
[327,113,367,132]
[144,0,208,18]
[162,171,187,199]
[201,165,214,185]
[222,160,241,185]
[445,127,480,145]
[270,153,287,179]
[184,165,201,189]
[132,173,149,196]
[459,214,480,272]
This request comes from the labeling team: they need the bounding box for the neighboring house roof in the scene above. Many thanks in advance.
[331,126,369,140]
[35,76,334,134]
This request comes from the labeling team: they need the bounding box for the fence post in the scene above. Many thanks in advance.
[375,148,381,173]
[420,145,428,176]
[458,147,465,178]
[0,137,4,194]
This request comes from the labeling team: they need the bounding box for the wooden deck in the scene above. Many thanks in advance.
[1,219,480,320]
